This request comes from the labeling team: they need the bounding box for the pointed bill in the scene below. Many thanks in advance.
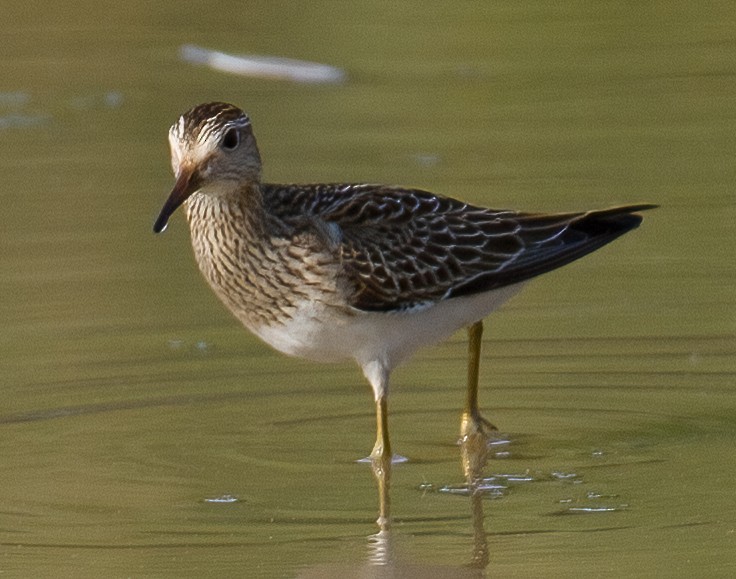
[153,165,200,233]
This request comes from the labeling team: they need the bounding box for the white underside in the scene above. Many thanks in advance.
[252,283,525,398]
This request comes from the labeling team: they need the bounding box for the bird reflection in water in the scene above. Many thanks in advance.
[298,433,492,578]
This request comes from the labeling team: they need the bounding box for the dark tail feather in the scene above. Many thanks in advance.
[449,203,657,298]
[573,203,658,237]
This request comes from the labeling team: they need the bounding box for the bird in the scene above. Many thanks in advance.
[153,101,654,493]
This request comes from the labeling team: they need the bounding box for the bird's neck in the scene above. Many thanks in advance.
[183,183,275,323]
[185,182,267,240]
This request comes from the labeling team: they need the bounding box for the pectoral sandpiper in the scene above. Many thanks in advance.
[154,102,654,525]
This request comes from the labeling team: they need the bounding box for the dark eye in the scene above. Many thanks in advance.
[221,128,239,150]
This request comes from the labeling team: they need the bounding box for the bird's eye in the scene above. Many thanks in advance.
[221,128,239,150]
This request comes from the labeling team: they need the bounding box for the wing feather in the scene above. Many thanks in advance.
[262,183,655,312]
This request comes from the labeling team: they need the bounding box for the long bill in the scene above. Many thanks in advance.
[153,166,200,233]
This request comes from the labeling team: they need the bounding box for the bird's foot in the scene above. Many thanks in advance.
[459,410,497,444]
[459,411,496,482]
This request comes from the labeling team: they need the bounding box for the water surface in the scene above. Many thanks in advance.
[1,1,734,577]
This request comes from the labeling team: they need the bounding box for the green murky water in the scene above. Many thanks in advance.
[1,1,734,577]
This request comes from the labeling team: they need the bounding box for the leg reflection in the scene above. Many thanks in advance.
[460,421,491,570]
[371,396,392,531]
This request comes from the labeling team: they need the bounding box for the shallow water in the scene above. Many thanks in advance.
[1,1,735,577]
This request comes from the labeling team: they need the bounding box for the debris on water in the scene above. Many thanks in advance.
[0,113,49,129]
[180,44,347,85]
[552,487,627,515]
[586,490,620,500]
[104,91,124,108]
[0,89,121,131]
[0,92,30,107]
[493,472,535,483]
[556,505,628,515]
[423,471,540,500]
[205,494,239,503]
[436,482,506,499]
[551,471,583,483]
[410,153,441,167]
[69,91,124,110]
[167,339,212,354]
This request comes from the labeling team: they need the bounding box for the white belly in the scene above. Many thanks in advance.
[252,283,525,372]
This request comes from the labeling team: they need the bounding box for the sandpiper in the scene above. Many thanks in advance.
[154,102,654,516]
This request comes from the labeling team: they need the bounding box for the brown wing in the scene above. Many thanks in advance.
[262,183,655,312]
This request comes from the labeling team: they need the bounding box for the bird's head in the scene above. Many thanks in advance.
[153,102,262,233]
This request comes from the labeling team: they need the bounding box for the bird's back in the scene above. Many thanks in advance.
[262,182,655,313]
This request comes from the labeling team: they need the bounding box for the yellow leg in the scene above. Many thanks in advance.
[458,323,491,570]
[371,396,392,530]
[460,321,497,436]
[460,320,494,481]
